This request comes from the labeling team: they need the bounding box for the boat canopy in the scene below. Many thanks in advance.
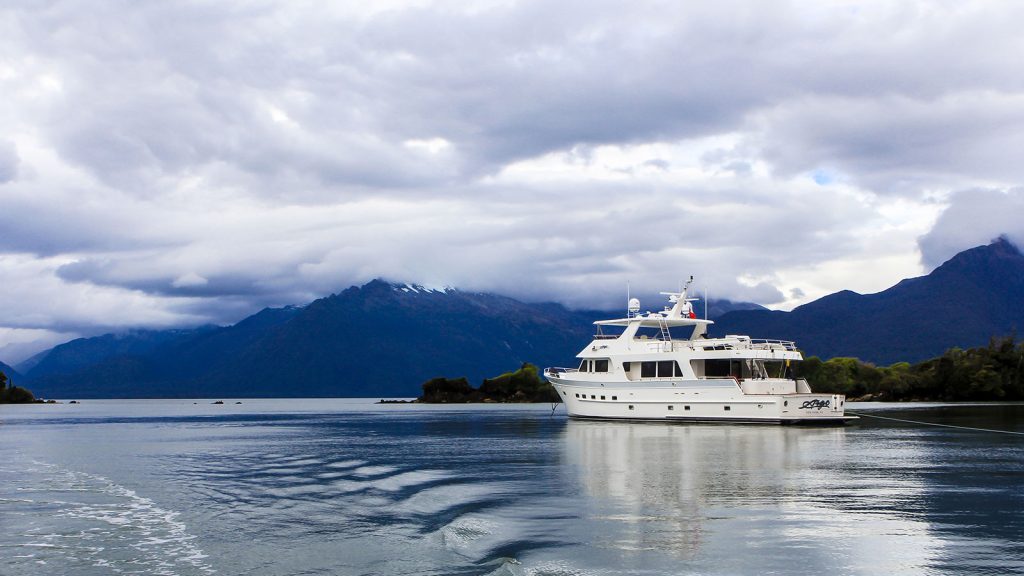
[594,316,714,328]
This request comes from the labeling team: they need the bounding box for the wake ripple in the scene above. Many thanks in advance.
[168,448,570,567]
[2,461,215,576]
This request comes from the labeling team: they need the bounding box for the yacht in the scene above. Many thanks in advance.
[544,280,852,423]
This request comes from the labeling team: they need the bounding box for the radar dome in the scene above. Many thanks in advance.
[628,298,640,314]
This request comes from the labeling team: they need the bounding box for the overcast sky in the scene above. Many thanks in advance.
[2,0,1023,363]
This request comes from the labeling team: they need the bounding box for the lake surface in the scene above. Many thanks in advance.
[1,400,1022,575]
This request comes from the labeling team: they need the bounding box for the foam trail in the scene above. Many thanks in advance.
[14,461,217,576]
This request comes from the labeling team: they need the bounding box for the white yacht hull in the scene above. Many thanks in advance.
[550,379,850,424]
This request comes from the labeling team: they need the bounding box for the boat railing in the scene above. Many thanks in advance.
[544,367,579,376]
[747,339,798,351]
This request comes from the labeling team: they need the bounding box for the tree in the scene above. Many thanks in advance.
[799,336,1024,401]
[0,369,37,404]
[419,376,476,403]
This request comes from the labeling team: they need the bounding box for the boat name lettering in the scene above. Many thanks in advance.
[798,399,830,410]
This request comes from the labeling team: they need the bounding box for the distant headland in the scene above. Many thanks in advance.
[0,370,44,404]
[399,363,560,404]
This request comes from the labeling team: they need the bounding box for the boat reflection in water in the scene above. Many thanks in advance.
[559,419,948,574]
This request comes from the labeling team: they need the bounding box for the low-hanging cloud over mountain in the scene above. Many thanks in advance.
[1,0,1024,362]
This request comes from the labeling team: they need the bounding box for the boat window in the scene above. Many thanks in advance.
[600,395,606,400]
[684,405,690,411]
[628,405,634,410]
[634,327,662,340]
[675,362,683,377]
[763,361,787,379]
[641,362,657,378]
[668,405,674,411]
[591,395,596,399]
[578,359,587,371]
[594,359,609,373]
[622,362,631,371]
[657,361,675,377]
[612,396,617,400]
[703,359,732,378]
[724,406,731,411]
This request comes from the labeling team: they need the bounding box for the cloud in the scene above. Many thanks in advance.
[171,272,209,289]
[0,328,78,366]
[755,93,1024,194]
[0,141,19,183]
[0,0,1022,354]
[918,188,1024,268]
[0,253,208,337]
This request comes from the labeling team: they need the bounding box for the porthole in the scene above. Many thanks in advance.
[668,405,674,411]
[612,396,617,401]
[784,400,788,407]
[600,395,606,400]
[724,406,731,411]
[684,405,690,411]
[628,405,634,410]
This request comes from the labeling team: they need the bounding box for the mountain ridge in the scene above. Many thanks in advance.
[712,237,1024,364]
[0,360,19,382]
[24,282,606,398]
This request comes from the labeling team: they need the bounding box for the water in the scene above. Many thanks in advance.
[1,400,1022,575]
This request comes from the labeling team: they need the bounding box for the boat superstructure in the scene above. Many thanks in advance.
[544,280,851,423]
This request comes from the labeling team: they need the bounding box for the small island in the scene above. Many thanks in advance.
[0,370,39,404]
[416,363,560,403]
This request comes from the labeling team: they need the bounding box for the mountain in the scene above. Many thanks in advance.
[0,360,20,382]
[25,328,216,379]
[13,349,50,375]
[25,305,305,399]
[189,282,606,398]
[704,299,766,318]
[712,237,1024,365]
[24,283,600,398]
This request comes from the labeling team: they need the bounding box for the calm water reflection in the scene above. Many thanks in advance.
[0,400,1021,575]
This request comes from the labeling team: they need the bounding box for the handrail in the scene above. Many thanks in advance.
[747,339,798,351]
[544,367,579,375]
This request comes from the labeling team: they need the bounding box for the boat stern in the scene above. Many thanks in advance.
[780,393,849,422]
